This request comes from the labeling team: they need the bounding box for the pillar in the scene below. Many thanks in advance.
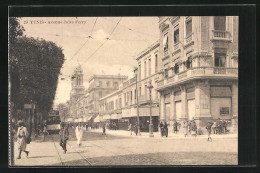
[180,86,187,120]
[169,89,175,130]
[231,81,238,134]
[160,92,165,121]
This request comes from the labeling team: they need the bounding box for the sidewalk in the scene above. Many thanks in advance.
[90,128,238,139]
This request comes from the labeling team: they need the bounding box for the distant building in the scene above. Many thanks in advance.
[68,65,85,117]
[98,41,161,132]
[86,75,128,121]
[157,16,238,134]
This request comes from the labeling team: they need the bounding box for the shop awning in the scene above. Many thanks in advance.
[94,116,100,123]
[103,114,111,120]
[111,114,122,120]
[122,107,159,118]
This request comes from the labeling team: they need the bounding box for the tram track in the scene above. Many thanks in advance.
[88,141,171,165]
[51,135,93,166]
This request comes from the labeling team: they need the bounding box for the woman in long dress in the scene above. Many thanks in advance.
[16,120,29,159]
[75,122,84,147]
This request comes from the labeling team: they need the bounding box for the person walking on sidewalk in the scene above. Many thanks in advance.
[206,122,213,142]
[16,120,29,159]
[173,121,178,134]
[102,124,106,135]
[134,123,138,136]
[59,122,69,154]
[128,123,132,135]
[182,121,188,137]
[75,122,84,147]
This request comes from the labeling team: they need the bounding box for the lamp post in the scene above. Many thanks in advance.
[134,67,141,136]
[146,81,154,137]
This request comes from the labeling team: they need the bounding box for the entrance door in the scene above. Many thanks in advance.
[210,97,232,119]
[187,99,195,120]
[165,103,170,121]
[175,101,182,120]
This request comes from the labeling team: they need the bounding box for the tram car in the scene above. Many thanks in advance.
[46,110,61,134]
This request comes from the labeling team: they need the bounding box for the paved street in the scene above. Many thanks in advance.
[14,129,238,166]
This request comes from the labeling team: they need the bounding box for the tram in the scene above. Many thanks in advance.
[46,110,61,134]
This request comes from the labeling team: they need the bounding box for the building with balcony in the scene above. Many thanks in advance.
[87,75,128,121]
[157,16,238,134]
[119,41,160,132]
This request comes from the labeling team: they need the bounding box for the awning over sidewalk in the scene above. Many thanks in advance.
[111,113,122,120]
[122,107,159,118]
[94,116,100,123]
[103,114,111,120]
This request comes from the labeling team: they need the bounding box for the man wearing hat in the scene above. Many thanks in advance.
[16,120,29,159]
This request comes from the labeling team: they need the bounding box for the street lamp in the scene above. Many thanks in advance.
[133,67,141,136]
[146,81,154,137]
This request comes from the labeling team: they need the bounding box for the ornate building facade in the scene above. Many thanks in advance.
[157,16,238,134]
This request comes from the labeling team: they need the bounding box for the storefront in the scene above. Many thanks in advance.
[210,86,232,120]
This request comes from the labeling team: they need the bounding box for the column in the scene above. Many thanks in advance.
[231,81,238,134]
[194,81,200,117]
[170,89,175,130]
[160,92,165,121]
[181,85,187,120]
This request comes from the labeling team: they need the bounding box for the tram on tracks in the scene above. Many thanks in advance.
[46,110,61,134]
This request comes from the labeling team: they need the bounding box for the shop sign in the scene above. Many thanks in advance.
[220,107,229,115]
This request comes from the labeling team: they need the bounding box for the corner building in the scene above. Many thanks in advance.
[157,16,238,134]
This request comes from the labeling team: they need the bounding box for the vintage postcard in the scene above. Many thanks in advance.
[9,16,238,166]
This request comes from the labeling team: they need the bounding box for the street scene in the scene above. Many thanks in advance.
[9,16,238,166]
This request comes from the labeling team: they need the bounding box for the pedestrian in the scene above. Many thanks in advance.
[102,124,106,135]
[134,123,138,136]
[16,120,29,159]
[206,122,213,142]
[59,122,69,154]
[159,121,164,137]
[188,121,192,135]
[223,120,227,134]
[43,122,49,142]
[164,122,168,137]
[212,121,217,134]
[128,123,132,135]
[191,120,197,137]
[173,121,178,134]
[75,122,84,147]
[183,121,188,137]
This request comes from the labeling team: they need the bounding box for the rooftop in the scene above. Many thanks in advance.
[89,74,128,83]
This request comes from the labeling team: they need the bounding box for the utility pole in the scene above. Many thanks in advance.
[146,81,154,137]
[134,67,141,136]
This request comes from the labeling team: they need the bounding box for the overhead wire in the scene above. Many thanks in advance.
[80,17,122,66]
[68,17,98,63]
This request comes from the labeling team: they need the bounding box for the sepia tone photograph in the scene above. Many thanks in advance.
[9,16,238,166]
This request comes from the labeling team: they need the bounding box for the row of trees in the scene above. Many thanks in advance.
[9,17,65,123]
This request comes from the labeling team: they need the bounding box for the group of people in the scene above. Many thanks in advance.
[128,123,139,136]
[59,122,84,154]
[211,118,229,134]
[109,122,118,130]
[159,121,168,137]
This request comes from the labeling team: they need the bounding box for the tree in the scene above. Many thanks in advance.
[9,18,65,122]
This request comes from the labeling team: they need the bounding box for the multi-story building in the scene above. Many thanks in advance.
[86,75,128,121]
[98,41,161,132]
[98,86,125,129]
[157,16,238,134]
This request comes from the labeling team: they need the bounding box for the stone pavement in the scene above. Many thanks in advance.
[13,130,238,166]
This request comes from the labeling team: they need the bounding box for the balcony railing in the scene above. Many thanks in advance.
[157,67,238,88]
[174,42,180,50]
[185,33,193,44]
[164,49,169,56]
[212,30,231,41]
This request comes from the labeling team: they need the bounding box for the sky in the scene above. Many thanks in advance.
[20,17,160,107]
